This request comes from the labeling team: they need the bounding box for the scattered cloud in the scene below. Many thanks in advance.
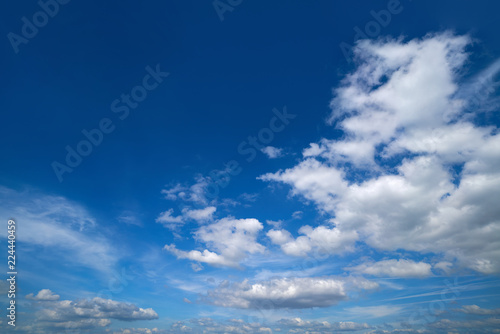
[157,206,217,230]
[278,317,371,332]
[259,32,500,274]
[458,305,500,315]
[156,208,184,230]
[261,146,284,159]
[291,210,303,220]
[182,206,216,223]
[266,219,283,229]
[26,289,60,301]
[347,259,432,278]
[165,217,265,268]
[344,305,403,318]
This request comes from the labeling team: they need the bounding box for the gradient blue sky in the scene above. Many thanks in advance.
[1,1,500,333]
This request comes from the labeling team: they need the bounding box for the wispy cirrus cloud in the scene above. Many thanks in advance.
[0,186,119,274]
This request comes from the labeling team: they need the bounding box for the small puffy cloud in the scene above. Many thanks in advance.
[156,209,184,230]
[25,293,158,332]
[204,276,378,309]
[165,217,265,269]
[267,225,357,257]
[261,146,284,159]
[433,261,454,274]
[182,206,216,222]
[183,298,192,304]
[36,297,158,322]
[347,259,432,278]
[26,289,60,301]
[429,317,500,331]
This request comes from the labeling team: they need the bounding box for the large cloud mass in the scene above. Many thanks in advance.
[260,32,500,274]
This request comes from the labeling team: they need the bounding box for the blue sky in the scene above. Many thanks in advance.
[1,0,500,333]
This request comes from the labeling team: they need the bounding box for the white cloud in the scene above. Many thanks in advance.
[161,176,211,205]
[156,208,184,229]
[429,317,500,331]
[25,293,158,332]
[0,186,118,274]
[267,225,357,257]
[265,219,283,229]
[204,276,378,309]
[261,146,284,159]
[344,305,403,318]
[291,210,303,219]
[458,305,500,315]
[26,289,60,301]
[118,212,143,227]
[36,297,158,322]
[259,32,500,274]
[347,259,432,278]
[165,217,265,268]
[183,206,216,222]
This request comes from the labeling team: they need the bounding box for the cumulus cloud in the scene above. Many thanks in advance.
[347,259,432,278]
[156,208,184,230]
[183,206,216,222]
[267,225,357,257]
[36,297,158,323]
[161,176,211,205]
[259,32,500,274]
[22,292,159,332]
[26,289,60,301]
[261,146,284,159]
[204,276,378,309]
[116,317,372,334]
[429,317,500,331]
[165,217,265,268]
